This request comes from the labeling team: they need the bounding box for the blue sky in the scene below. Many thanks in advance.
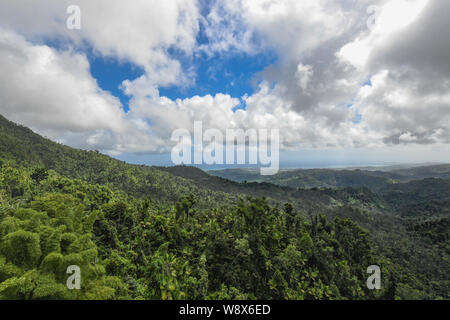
[84,1,278,114]
[88,43,277,113]
[89,56,144,113]
[159,51,277,104]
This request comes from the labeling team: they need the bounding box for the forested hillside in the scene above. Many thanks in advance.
[0,114,448,300]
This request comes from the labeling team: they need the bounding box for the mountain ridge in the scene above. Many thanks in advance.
[0,113,449,299]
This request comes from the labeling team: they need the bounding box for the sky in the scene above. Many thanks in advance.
[0,0,449,168]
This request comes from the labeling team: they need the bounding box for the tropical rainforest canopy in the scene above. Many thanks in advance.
[0,115,448,300]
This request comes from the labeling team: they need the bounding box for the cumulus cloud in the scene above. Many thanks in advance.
[0,0,449,158]
[0,0,200,88]
[211,0,450,148]
[0,28,174,154]
[348,0,450,145]
[0,0,201,153]
[0,29,126,147]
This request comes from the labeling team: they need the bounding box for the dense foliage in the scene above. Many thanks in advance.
[0,115,448,300]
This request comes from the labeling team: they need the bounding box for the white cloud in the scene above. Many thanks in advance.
[0,0,202,153]
[0,28,176,154]
[0,0,200,88]
[0,29,126,145]
[371,0,429,36]
[0,0,449,161]
[353,69,450,145]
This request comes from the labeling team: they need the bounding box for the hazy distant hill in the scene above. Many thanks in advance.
[0,114,394,212]
[209,164,450,191]
[391,164,450,180]
[1,113,448,221]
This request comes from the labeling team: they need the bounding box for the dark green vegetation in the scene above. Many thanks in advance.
[0,114,448,300]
